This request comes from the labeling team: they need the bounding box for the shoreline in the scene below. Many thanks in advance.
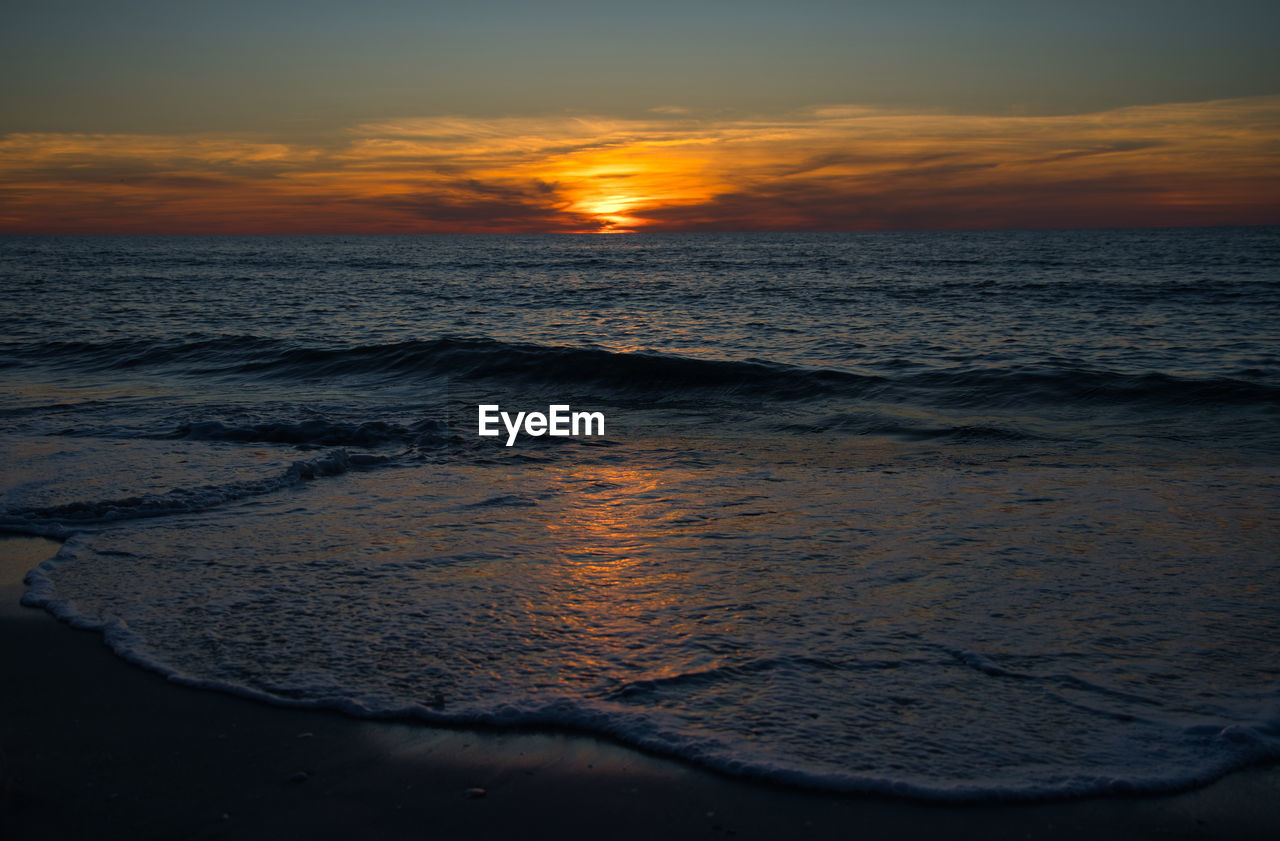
[3,534,1278,839]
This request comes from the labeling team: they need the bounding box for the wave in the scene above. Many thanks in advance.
[16,539,1280,802]
[0,449,386,537]
[166,418,449,449]
[0,336,282,372]
[773,413,1044,441]
[6,335,1279,411]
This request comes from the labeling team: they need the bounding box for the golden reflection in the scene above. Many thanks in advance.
[538,461,704,679]
[544,462,671,570]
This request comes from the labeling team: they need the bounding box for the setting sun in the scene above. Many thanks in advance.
[536,140,724,232]
[2,98,1277,234]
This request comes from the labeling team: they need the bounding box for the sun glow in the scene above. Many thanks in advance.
[2,97,1277,233]
[569,189,644,232]
[534,142,724,233]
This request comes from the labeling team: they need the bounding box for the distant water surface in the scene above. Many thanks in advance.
[2,229,1278,798]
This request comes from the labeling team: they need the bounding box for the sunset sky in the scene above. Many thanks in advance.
[2,0,1278,233]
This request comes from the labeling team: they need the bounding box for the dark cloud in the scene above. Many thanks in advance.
[634,169,1278,232]
[771,150,958,178]
[0,163,241,189]
[1031,140,1167,165]
[352,178,595,232]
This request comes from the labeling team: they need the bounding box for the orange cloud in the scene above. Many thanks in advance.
[1,97,1277,233]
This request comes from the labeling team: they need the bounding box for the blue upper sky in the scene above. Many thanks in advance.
[4,0,1278,132]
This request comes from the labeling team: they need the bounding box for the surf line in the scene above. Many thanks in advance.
[478,404,605,446]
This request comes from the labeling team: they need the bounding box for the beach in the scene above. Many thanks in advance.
[3,535,1279,839]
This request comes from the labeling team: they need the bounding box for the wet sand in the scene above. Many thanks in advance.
[2,534,1277,840]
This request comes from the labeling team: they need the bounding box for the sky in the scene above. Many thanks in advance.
[1,0,1278,233]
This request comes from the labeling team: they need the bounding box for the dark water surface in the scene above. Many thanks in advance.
[2,229,1278,798]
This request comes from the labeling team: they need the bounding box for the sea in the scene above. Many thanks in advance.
[2,228,1278,800]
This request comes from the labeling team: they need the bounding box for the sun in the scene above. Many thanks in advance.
[533,139,724,233]
[566,177,645,232]
[578,197,643,233]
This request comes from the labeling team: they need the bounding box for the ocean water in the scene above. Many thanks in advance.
[2,229,1278,799]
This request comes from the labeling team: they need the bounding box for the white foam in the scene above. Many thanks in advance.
[19,454,1280,800]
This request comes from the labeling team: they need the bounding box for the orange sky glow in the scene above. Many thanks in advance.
[2,96,1277,234]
